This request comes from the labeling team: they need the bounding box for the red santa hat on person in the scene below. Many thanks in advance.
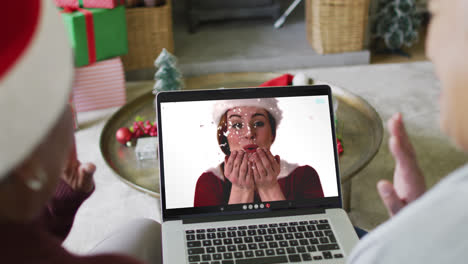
[212,98,283,129]
[212,73,305,127]
[0,0,74,179]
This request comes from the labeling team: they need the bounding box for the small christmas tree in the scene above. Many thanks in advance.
[372,0,422,52]
[152,49,184,94]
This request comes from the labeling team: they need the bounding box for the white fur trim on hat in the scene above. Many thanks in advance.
[212,98,283,128]
[0,0,73,179]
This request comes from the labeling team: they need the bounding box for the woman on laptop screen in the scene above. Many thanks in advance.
[194,98,324,207]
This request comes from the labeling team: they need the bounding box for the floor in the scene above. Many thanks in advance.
[126,0,371,80]
[65,1,458,257]
[126,2,429,80]
[125,1,431,80]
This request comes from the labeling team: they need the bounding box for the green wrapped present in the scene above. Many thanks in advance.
[61,6,128,67]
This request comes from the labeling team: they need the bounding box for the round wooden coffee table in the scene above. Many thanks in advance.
[100,72,383,211]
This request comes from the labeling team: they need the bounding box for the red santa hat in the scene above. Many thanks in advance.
[212,98,283,129]
[0,0,73,179]
[212,73,302,127]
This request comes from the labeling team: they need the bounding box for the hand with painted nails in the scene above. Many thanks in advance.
[224,150,255,204]
[377,113,426,216]
[250,148,285,201]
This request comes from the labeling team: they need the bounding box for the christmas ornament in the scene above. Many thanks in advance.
[135,137,158,160]
[372,0,421,51]
[116,127,133,146]
[152,48,184,94]
[115,116,158,146]
[130,119,158,138]
[337,139,344,155]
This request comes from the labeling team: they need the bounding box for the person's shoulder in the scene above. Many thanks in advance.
[200,171,216,178]
[291,165,318,176]
[296,165,316,171]
[348,165,468,263]
[436,163,468,187]
[198,166,224,183]
[278,161,318,181]
[197,171,217,182]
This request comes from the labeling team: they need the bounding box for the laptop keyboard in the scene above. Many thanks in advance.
[185,219,344,263]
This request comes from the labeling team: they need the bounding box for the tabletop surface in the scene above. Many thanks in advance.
[100,73,383,198]
[65,62,468,254]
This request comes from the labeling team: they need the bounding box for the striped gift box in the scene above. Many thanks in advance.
[54,0,123,9]
[72,57,126,112]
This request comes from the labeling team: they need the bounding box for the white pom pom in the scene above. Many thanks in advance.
[292,73,309,86]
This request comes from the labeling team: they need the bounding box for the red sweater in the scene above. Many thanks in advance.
[194,164,324,207]
[0,179,143,264]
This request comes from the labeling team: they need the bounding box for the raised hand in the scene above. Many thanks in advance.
[62,142,95,193]
[224,150,254,204]
[377,113,426,216]
[251,148,285,201]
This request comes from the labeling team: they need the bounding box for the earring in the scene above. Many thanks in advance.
[25,167,48,191]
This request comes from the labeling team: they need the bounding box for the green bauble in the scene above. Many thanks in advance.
[378,0,394,9]
[387,3,399,18]
[405,31,419,45]
[398,0,413,13]
[373,0,420,50]
[377,16,394,37]
[398,15,412,32]
[385,30,404,50]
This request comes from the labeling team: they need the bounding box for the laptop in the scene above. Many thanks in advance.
[156,85,359,264]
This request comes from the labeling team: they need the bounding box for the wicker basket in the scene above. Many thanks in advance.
[306,0,370,54]
[121,0,174,71]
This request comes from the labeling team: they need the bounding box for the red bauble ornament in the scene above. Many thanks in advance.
[116,127,132,145]
[337,139,344,155]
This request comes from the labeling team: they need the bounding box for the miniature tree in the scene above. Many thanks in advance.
[372,0,422,52]
[152,48,184,94]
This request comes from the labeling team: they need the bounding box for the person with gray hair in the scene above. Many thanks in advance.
[347,0,468,263]
[194,98,324,207]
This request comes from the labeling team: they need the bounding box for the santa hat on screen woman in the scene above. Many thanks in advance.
[0,0,73,179]
[211,72,310,127]
[212,98,283,129]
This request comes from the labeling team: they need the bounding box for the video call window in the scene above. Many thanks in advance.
[160,96,338,210]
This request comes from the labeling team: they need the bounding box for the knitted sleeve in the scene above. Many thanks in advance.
[39,178,94,242]
[81,254,145,264]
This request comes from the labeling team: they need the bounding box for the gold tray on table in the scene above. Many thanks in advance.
[100,72,383,202]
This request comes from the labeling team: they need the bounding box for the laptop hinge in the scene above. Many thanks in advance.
[182,208,326,224]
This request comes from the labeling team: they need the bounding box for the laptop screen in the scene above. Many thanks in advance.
[157,85,342,220]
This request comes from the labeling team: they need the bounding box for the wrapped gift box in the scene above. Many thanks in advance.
[55,0,123,9]
[72,58,126,112]
[69,98,79,129]
[61,6,128,67]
